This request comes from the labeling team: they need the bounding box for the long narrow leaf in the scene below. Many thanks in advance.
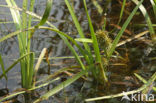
[75,38,93,43]
[118,0,126,24]
[29,0,53,38]
[85,72,156,102]
[134,73,156,91]
[150,0,156,19]
[83,0,101,62]
[132,0,156,41]
[33,48,47,87]
[64,0,93,64]
[83,0,108,82]
[0,77,60,102]
[108,0,144,58]
[0,26,87,70]
[37,0,53,26]
[0,54,7,80]
[34,65,94,103]
[0,5,56,28]
[28,53,35,88]
[5,0,27,87]
[0,53,33,79]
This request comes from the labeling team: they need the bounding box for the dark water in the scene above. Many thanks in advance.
[0,0,156,103]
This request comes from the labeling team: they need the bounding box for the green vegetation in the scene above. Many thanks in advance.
[0,0,156,102]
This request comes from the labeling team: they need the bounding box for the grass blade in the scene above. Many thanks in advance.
[150,0,156,19]
[132,0,156,41]
[58,34,86,70]
[37,26,91,65]
[85,72,156,102]
[0,54,7,80]
[6,0,27,87]
[29,0,53,38]
[83,0,108,82]
[0,53,33,79]
[0,77,60,102]
[75,38,93,43]
[118,0,126,24]
[91,0,103,14]
[0,25,91,65]
[0,28,30,42]
[83,0,101,63]
[34,65,93,103]
[0,4,56,28]
[33,48,47,87]
[108,0,144,58]
[64,0,93,64]
[28,53,35,88]
[134,73,156,91]
[5,0,21,27]
[0,25,87,71]
[64,0,85,38]
[37,0,53,26]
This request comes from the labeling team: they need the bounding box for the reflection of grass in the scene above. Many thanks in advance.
[0,0,156,102]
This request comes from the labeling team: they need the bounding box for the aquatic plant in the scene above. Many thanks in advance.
[0,0,156,102]
[0,0,53,90]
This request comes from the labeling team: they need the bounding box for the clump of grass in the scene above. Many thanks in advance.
[0,0,156,102]
[34,0,147,102]
[5,0,35,89]
[1,0,53,89]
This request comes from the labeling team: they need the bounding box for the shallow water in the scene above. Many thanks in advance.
[0,0,156,103]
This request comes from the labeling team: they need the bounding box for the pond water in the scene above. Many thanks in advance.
[0,0,156,103]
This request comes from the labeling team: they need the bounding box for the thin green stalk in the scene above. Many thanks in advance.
[85,72,156,102]
[0,26,89,69]
[5,0,53,89]
[91,0,103,14]
[0,54,7,80]
[0,77,60,102]
[33,48,47,87]
[0,53,33,79]
[0,4,56,29]
[83,0,108,82]
[21,0,28,88]
[28,53,35,88]
[64,0,94,65]
[83,0,100,63]
[34,64,94,103]
[118,0,126,24]
[27,0,36,88]
[108,0,144,58]
[150,0,156,19]
[134,73,156,91]
[102,15,107,31]
[28,0,35,41]
[5,0,26,88]
[132,0,156,42]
